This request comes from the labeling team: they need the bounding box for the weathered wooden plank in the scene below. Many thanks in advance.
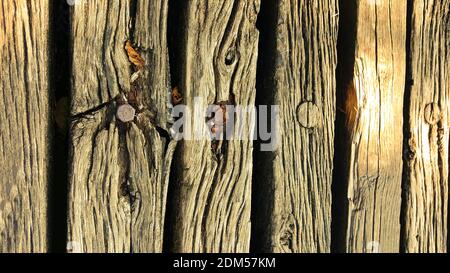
[129,0,175,253]
[0,0,51,253]
[254,0,338,253]
[272,0,338,253]
[169,0,260,252]
[68,0,175,253]
[403,0,449,253]
[340,0,407,253]
[70,0,129,115]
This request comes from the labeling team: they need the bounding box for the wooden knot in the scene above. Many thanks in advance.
[424,103,441,125]
[296,102,321,129]
[116,104,136,123]
[278,214,296,251]
[225,48,237,66]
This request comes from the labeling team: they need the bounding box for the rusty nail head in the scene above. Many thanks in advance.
[424,103,441,125]
[117,104,136,123]
[297,101,321,129]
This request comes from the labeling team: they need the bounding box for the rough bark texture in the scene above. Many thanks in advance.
[0,0,50,253]
[341,0,407,253]
[169,0,260,253]
[255,0,338,253]
[67,0,175,253]
[403,0,449,253]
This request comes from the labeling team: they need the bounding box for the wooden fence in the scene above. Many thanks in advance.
[0,0,449,253]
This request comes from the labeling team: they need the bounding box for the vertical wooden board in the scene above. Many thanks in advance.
[126,124,177,252]
[261,0,338,253]
[170,0,260,252]
[342,0,406,253]
[132,0,171,127]
[0,0,50,252]
[70,0,130,115]
[68,0,174,253]
[129,0,175,253]
[276,0,338,253]
[403,0,449,253]
[69,110,130,252]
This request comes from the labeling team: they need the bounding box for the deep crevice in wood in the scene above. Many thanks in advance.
[127,1,138,252]
[251,0,278,253]
[166,0,186,89]
[400,0,414,254]
[48,0,71,253]
[129,0,138,42]
[118,122,133,252]
[163,0,186,253]
[444,6,449,256]
[71,100,113,120]
[330,0,357,253]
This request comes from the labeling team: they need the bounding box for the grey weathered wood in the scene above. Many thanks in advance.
[403,0,449,253]
[0,0,50,252]
[341,0,407,253]
[67,0,175,253]
[169,0,260,253]
[255,0,338,253]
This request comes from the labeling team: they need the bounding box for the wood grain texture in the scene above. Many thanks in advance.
[255,0,338,253]
[0,0,50,253]
[169,0,260,253]
[403,0,450,253]
[68,0,175,253]
[342,0,406,253]
[70,0,129,116]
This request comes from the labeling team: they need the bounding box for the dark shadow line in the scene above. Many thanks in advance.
[48,0,72,253]
[330,0,358,253]
[250,0,278,253]
[163,0,187,253]
[400,0,414,254]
